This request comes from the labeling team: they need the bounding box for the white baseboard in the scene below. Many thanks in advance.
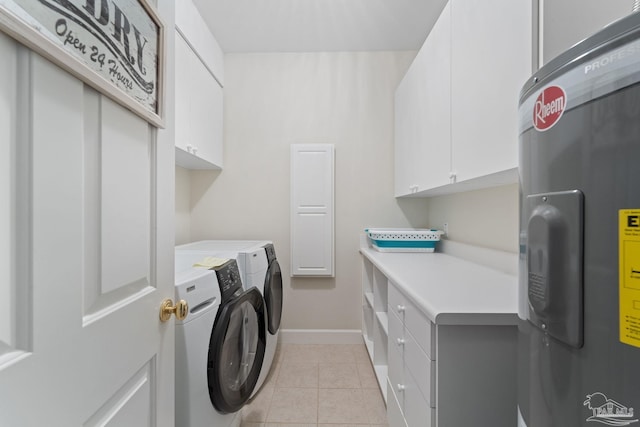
[279,329,363,345]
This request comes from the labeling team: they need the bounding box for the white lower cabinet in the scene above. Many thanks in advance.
[405,328,435,406]
[360,249,518,427]
[361,257,389,402]
[403,367,434,427]
[387,378,408,427]
[388,286,436,427]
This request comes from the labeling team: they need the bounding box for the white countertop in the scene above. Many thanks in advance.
[360,245,518,326]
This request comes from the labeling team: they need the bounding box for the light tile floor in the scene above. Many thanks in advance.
[242,343,389,427]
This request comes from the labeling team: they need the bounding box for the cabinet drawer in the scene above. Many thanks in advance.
[388,284,406,321]
[388,344,403,407]
[405,328,435,407]
[388,308,404,350]
[405,306,434,359]
[387,378,408,427]
[388,284,435,359]
[403,366,435,427]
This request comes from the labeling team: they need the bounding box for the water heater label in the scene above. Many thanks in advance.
[619,209,640,348]
[519,38,640,134]
[533,86,566,131]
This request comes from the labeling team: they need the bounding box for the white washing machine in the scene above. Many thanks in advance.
[175,260,266,426]
[176,240,282,398]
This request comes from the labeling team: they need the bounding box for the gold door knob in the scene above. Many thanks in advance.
[159,299,189,322]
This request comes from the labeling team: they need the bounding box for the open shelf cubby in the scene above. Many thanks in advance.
[361,256,388,401]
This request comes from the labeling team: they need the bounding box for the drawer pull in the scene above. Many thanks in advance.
[396,304,406,313]
[397,384,406,392]
[396,338,405,346]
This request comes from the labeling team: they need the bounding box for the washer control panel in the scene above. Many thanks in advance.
[213,259,244,301]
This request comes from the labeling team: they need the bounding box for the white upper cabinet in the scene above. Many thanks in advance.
[394,0,532,197]
[450,0,532,184]
[395,2,451,197]
[539,0,633,66]
[175,0,224,86]
[174,0,224,170]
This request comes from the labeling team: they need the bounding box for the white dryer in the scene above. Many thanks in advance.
[175,260,266,426]
[176,240,282,397]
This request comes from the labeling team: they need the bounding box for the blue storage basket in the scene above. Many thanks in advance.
[365,228,443,253]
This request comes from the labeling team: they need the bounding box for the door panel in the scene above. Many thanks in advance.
[0,21,173,426]
[82,89,155,321]
[84,359,155,427]
[100,97,152,294]
[0,31,22,355]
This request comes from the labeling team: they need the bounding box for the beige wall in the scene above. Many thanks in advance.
[426,184,519,253]
[175,51,520,331]
[175,166,192,245]
[187,51,430,330]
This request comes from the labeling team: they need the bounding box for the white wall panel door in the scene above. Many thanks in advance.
[291,144,334,277]
[0,26,174,427]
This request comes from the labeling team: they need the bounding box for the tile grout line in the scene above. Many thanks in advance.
[316,362,320,425]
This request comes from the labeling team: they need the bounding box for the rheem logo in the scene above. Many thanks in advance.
[533,86,567,131]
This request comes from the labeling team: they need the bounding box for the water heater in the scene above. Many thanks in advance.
[518,11,640,427]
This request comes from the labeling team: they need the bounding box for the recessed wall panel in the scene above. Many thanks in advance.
[294,213,329,269]
[291,144,334,276]
[295,151,328,207]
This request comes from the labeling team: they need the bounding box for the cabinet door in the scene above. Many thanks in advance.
[174,33,191,153]
[450,0,532,183]
[403,367,435,427]
[191,57,224,167]
[394,3,451,197]
[176,0,225,85]
[387,310,405,408]
[174,32,224,170]
[540,0,632,65]
[387,379,409,427]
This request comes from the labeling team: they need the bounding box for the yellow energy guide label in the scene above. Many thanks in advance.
[620,210,640,348]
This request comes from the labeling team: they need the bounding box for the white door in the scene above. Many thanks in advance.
[0,17,175,427]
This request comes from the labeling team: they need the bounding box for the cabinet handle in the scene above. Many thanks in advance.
[192,146,198,155]
[186,144,193,153]
[396,304,405,313]
[397,384,405,392]
[396,338,405,346]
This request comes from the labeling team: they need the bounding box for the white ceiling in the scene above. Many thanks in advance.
[191,0,449,53]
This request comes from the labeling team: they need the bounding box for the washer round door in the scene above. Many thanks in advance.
[207,288,266,413]
[264,258,283,335]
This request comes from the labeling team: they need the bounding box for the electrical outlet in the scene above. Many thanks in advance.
[443,222,449,236]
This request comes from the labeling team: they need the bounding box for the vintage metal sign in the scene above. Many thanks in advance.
[0,0,163,124]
